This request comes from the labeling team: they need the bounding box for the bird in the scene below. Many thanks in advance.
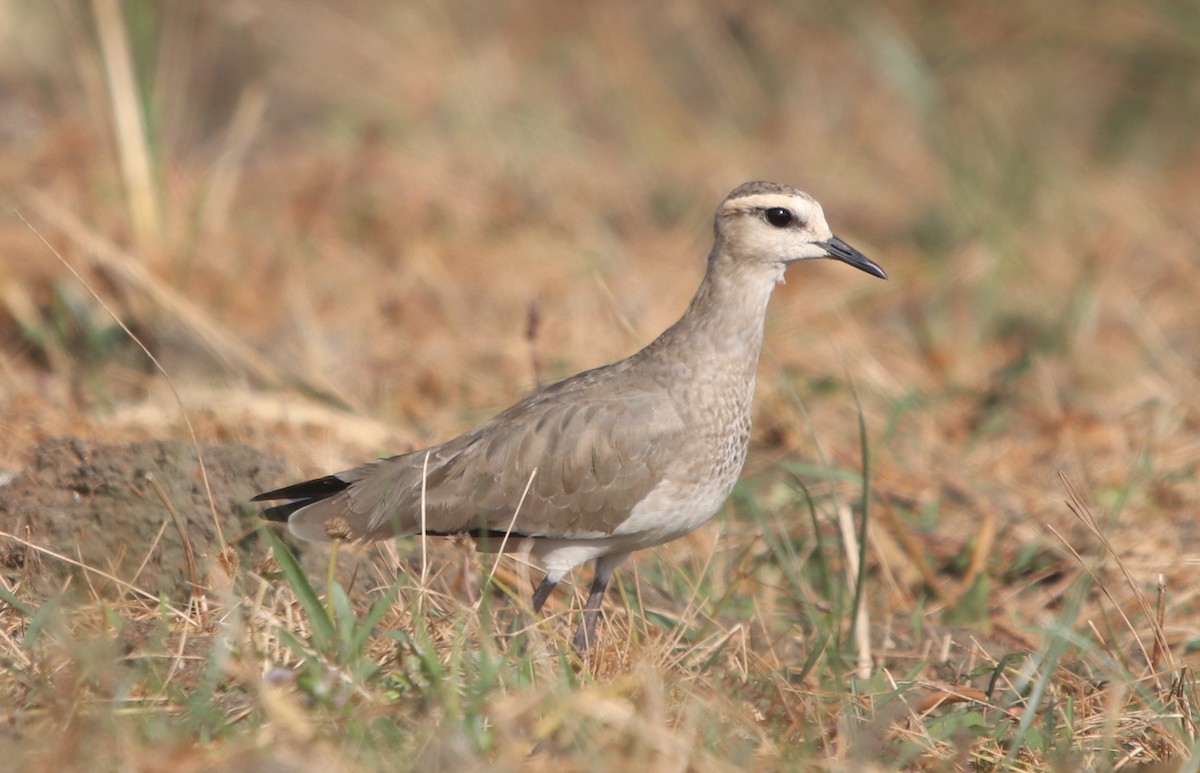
[254,180,886,652]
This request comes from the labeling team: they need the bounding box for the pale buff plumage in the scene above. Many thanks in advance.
[255,181,886,651]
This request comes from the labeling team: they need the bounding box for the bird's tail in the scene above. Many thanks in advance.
[253,474,354,540]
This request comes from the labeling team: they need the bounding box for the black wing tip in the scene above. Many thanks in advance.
[252,474,352,503]
[254,474,353,524]
[261,501,305,523]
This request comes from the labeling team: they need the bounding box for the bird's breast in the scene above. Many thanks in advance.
[610,456,742,545]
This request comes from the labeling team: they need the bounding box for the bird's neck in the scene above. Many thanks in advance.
[648,258,783,379]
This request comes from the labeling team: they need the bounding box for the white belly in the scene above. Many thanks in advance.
[529,473,737,581]
[612,474,733,545]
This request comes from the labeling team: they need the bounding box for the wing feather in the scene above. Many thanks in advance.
[275,383,686,542]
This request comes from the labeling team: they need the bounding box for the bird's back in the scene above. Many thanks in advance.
[263,180,886,550]
[282,344,728,543]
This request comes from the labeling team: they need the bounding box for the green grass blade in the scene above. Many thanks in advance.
[21,594,62,649]
[0,584,33,618]
[260,527,336,653]
[847,384,872,645]
[348,579,402,659]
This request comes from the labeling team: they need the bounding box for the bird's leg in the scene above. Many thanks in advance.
[501,574,559,653]
[571,571,611,653]
[531,574,557,613]
[570,552,630,653]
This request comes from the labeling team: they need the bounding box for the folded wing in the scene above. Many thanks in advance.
[255,378,686,543]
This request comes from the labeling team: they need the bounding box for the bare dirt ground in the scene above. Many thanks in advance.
[2,3,1198,770]
[0,439,284,600]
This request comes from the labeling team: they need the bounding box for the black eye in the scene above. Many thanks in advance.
[765,207,793,228]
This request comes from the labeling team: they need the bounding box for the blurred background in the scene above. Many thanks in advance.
[1,1,1199,767]
[3,0,1197,550]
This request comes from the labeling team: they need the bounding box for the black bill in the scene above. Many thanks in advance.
[818,235,887,280]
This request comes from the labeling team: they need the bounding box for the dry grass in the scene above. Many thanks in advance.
[2,1,1199,770]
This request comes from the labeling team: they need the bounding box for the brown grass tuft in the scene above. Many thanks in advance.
[2,1,1199,769]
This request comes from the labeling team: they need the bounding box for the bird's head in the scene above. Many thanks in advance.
[713,181,887,280]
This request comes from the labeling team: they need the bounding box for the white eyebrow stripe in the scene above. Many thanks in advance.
[720,193,813,214]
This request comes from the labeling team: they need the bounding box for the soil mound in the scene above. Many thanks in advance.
[0,438,287,601]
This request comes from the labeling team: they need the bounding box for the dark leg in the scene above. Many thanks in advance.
[502,574,559,652]
[570,552,630,653]
[531,574,558,613]
[571,571,610,653]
